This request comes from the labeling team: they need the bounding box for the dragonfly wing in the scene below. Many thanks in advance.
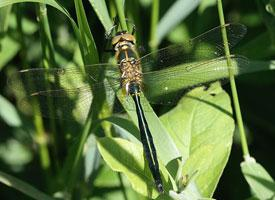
[8,63,120,94]
[142,55,249,105]
[139,23,247,72]
[19,86,92,121]
[9,63,121,120]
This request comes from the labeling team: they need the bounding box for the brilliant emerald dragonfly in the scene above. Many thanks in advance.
[10,23,248,192]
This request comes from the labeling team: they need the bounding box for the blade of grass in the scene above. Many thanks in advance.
[74,0,98,65]
[88,0,113,31]
[157,0,201,45]
[0,170,55,200]
[149,0,159,51]
[113,0,128,31]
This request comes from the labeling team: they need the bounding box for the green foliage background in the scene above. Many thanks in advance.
[0,0,275,199]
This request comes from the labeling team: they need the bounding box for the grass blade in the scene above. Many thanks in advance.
[88,0,113,31]
[0,171,55,200]
[157,0,201,45]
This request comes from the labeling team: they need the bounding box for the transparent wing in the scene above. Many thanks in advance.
[139,23,247,72]
[9,64,121,120]
[9,63,120,93]
[142,55,249,105]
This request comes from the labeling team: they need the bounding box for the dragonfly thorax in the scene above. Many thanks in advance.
[119,58,142,95]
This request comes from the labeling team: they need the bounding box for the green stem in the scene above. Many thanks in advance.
[33,109,51,170]
[114,0,128,31]
[37,4,57,67]
[118,173,128,200]
[16,5,51,171]
[217,0,250,158]
[37,3,60,170]
[150,0,159,51]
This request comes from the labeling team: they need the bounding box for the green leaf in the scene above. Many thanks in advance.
[0,170,55,200]
[74,0,98,65]
[117,90,181,166]
[157,0,201,45]
[0,95,21,127]
[0,5,12,34]
[88,0,113,31]
[103,116,140,142]
[241,157,275,200]
[83,134,101,180]
[0,0,71,18]
[8,13,38,35]
[161,83,235,197]
[0,139,32,169]
[97,137,171,199]
[0,36,20,70]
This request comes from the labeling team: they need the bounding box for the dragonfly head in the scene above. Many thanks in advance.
[112,32,136,51]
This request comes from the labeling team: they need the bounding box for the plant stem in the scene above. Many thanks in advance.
[217,0,250,158]
[16,4,51,171]
[114,0,128,31]
[150,0,159,51]
[37,3,60,170]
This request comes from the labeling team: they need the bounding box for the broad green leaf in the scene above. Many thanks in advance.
[104,116,140,142]
[0,36,20,70]
[89,0,113,31]
[93,164,121,187]
[241,157,275,200]
[0,170,55,200]
[0,95,21,127]
[161,83,234,197]
[157,0,201,45]
[97,137,171,199]
[93,165,152,200]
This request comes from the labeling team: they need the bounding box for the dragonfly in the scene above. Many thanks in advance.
[10,23,249,193]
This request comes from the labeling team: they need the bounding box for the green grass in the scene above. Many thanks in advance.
[0,0,275,200]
